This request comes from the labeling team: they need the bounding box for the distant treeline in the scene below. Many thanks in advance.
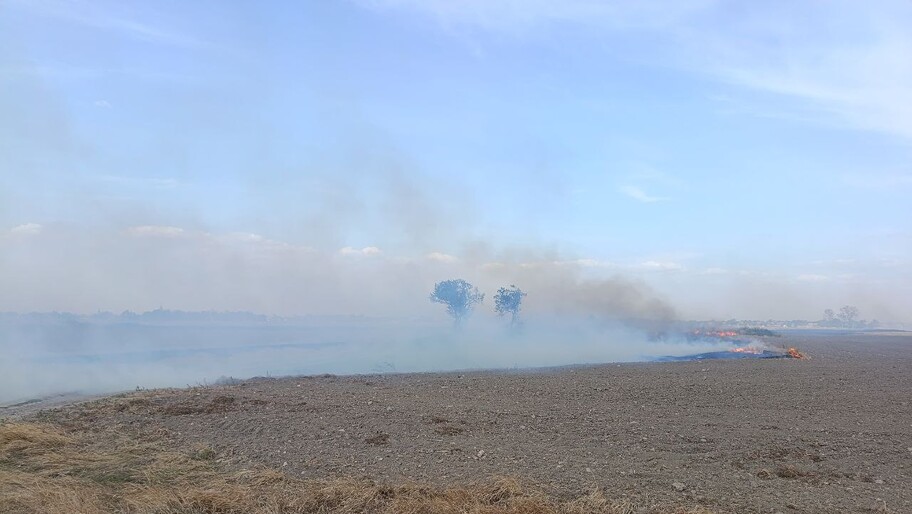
[0,309,383,326]
[818,305,880,329]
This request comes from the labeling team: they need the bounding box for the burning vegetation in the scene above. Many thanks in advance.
[730,346,765,355]
[786,347,808,359]
[670,327,807,362]
[661,328,809,362]
[688,327,779,340]
[728,345,808,360]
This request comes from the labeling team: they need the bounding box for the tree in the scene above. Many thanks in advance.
[493,285,527,327]
[837,305,859,326]
[429,279,484,325]
[821,306,861,328]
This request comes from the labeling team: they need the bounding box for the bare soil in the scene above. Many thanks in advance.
[18,332,912,513]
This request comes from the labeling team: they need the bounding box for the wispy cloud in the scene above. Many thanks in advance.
[356,0,712,33]
[339,246,383,256]
[702,15,912,140]
[618,185,666,203]
[629,166,685,189]
[93,100,112,109]
[615,164,682,203]
[670,4,912,140]
[7,0,206,48]
[358,1,912,141]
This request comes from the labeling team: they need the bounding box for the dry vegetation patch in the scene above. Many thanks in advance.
[0,420,715,514]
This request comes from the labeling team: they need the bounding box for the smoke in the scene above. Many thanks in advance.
[0,221,676,320]
[0,309,722,404]
[0,210,693,403]
[477,260,677,325]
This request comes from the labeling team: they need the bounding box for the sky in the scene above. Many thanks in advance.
[1,0,910,321]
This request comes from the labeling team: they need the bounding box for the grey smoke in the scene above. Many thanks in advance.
[0,215,692,403]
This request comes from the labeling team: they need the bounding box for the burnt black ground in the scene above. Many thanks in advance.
[26,331,912,513]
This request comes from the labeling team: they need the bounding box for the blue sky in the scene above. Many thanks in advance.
[1,0,910,320]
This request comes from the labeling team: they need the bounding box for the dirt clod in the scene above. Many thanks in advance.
[365,432,390,446]
[434,425,464,436]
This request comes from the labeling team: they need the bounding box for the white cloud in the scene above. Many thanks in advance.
[699,267,728,275]
[126,225,185,238]
[554,258,616,269]
[218,232,286,247]
[635,260,684,272]
[125,227,300,251]
[618,185,666,203]
[425,252,457,263]
[94,100,112,108]
[223,232,265,243]
[10,223,42,235]
[213,232,304,255]
[339,246,382,256]
[573,258,600,267]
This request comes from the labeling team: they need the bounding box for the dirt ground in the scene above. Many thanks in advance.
[14,331,912,513]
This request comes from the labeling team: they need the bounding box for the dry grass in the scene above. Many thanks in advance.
[0,421,716,514]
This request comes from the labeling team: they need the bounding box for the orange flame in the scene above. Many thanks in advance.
[731,346,763,354]
[786,347,807,359]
